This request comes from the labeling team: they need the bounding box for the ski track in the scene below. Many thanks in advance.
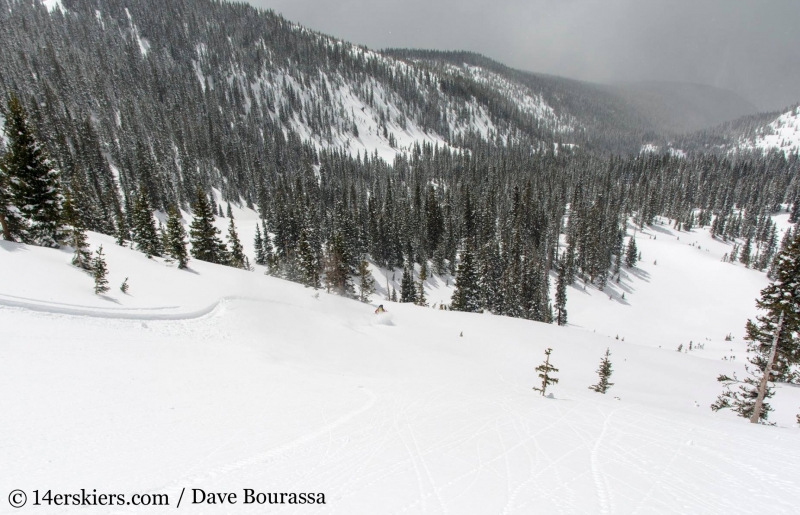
[5,232,800,514]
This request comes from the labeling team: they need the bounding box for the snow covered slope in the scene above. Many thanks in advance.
[738,105,800,156]
[2,206,800,513]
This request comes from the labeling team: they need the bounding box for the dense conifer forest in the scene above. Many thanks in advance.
[0,0,798,325]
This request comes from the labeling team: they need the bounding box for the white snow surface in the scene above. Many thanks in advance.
[2,204,800,514]
[41,0,63,12]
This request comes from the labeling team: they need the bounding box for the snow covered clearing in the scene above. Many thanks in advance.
[1,206,800,514]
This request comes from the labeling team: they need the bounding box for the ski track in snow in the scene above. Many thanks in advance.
[3,223,800,514]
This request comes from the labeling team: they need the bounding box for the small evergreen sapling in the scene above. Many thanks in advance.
[533,348,559,396]
[120,277,129,294]
[589,348,614,393]
[92,245,109,295]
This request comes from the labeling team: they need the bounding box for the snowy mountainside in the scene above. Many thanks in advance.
[671,105,800,156]
[444,62,579,135]
[737,105,800,156]
[1,0,578,207]
[2,202,800,513]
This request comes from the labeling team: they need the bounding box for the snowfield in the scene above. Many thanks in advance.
[1,207,800,514]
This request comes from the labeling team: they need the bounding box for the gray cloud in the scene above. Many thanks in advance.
[246,0,799,111]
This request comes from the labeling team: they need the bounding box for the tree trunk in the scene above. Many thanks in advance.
[750,312,784,423]
[0,212,12,242]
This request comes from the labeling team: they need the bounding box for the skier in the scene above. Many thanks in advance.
[374,304,387,314]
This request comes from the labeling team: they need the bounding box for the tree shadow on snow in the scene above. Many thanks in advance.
[625,266,651,283]
[0,240,29,253]
[647,223,677,236]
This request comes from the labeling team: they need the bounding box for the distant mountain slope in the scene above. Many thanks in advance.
[385,49,660,151]
[737,104,800,155]
[672,104,800,156]
[384,50,761,145]
[610,81,758,134]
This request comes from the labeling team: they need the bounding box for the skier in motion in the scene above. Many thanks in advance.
[374,304,387,314]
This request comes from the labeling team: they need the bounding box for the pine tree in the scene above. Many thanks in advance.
[555,258,568,326]
[254,224,266,265]
[391,286,398,302]
[533,348,559,396]
[589,348,614,393]
[400,259,417,303]
[260,220,278,275]
[298,228,320,288]
[0,95,63,246]
[745,232,800,381]
[357,259,375,302]
[450,245,481,312]
[711,369,775,422]
[416,281,427,306]
[226,217,247,269]
[189,189,225,264]
[115,206,130,247]
[768,228,793,279]
[740,237,752,267]
[131,186,161,258]
[625,234,638,268]
[120,277,129,294]
[713,232,800,422]
[165,206,189,269]
[324,231,353,297]
[159,221,168,258]
[789,197,800,224]
[62,191,92,270]
[91,245,109,295]
[0,153,24,242]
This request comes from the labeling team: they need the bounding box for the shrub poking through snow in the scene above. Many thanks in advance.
[533,348,559,397]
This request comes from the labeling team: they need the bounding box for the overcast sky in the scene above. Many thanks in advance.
[245,0,799,111]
